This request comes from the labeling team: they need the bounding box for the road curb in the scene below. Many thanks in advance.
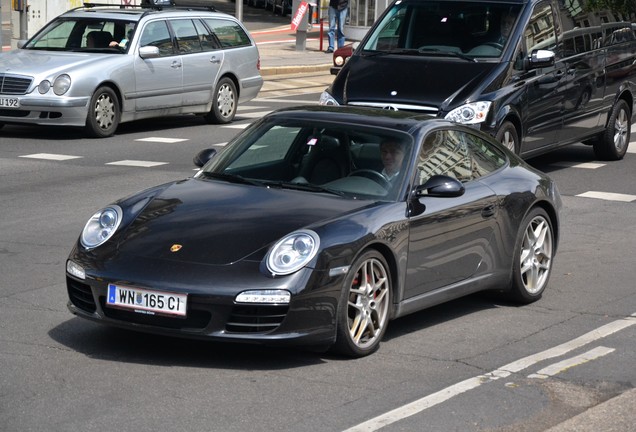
[260,63,332,76]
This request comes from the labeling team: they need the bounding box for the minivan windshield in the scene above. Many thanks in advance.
[362,0,522,59]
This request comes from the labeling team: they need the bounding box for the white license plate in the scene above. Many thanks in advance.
[107,284,187,317]
[0,97,20,109]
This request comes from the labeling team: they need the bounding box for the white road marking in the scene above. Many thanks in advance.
[343,315,636,432]
[252,98,321,104]
[106,160,168,167]
[19,153,82,161]
[528,346,615,379]
[222,124,251,129]
[576,191,636,202]
[134,137,189,143]
[552,162,605,169]
[236,110,273,119]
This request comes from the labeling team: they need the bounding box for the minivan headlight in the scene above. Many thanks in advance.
[319,91,340,106]
[445,101,491,124]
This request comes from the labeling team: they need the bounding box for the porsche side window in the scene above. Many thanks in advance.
[417,130,473,184]
[463,132,506,176]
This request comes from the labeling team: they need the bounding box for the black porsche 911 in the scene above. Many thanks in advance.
[66,106,561,357]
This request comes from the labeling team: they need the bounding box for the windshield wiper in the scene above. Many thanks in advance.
[263,181,348,197]
[416,48,477,62]
[199,172,266,187]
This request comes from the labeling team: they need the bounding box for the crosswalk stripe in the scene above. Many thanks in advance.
[236,110,272,119]
[19,153,82,161]
[576,191,636,202]
[552,162,605,169]
[106,160,168,167]
[134,137,189,143]
[222,124,251,129]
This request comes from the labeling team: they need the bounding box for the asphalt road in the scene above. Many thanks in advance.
[1,80,635,431]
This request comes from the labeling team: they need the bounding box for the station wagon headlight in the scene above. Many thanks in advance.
[445,101,491,124]
[53,74,71,96]
[266,230,320,276]
[80,205,123,249]
[38,80,51,94]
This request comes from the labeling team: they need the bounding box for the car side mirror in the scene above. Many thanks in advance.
[193,148,217,167]
[414,174,465,198]
[527,49,555,69]
[139,45,160,59]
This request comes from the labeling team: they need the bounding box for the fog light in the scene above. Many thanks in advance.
[66,260,86,280]
[235,290,291,304]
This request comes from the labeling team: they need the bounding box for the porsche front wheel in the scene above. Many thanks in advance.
[333,250,392,357]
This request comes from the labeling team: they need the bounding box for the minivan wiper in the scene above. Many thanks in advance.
[415,48,478,63]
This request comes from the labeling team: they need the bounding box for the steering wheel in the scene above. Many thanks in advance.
[349,169,391,189]
[484,42,504,50]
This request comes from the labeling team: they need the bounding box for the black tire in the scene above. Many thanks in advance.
[85,86,120,138]
[496,121,519,155]
[593,99,630,161]
[509,207,555,304]
[332,250,392,357]
[204,77,237,124]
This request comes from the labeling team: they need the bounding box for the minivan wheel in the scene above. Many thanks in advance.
[204,77,237,124]
[496,121,519,155]
[85,86,120,138]
[332,250,392,357]
[593,99,630,161]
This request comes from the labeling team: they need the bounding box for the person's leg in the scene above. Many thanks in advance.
[336,7,348,48]
[326,7,336,52]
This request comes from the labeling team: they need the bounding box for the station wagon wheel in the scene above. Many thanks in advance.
[205,77,237,124]
[509,207,554,304]
[85,86,120,138]
[496,121,519,154]
[593,99,630,161]
[333,250,392,357]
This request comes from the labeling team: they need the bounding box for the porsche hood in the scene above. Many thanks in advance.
[115,178,373,265]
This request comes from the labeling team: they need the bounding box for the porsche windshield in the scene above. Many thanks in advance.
[362,0,522,59]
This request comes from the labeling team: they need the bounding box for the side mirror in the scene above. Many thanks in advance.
[193,148,217,168]
[527,49,555,69]
[139,45,160,59]
[415,174,465,198]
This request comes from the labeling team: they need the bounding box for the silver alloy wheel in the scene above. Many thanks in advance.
[501,129,515,152]
[613,106,629,153]
[519,215,553,294]
[216,82,235,119]
[94,92,115,131]
[347,257,390,349]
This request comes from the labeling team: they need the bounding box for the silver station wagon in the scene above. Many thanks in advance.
[0,2,263,137]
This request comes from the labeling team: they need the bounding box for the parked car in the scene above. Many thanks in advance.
[330,43,355,75]
[273,0,293,16]
[0,2,263,137]
[66,106,561,357]
[320,0,635,161]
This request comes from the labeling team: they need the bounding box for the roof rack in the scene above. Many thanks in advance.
[80,1,216,12]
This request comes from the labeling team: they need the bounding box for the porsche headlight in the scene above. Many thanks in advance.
[319,91,340,106]
[444,101,491,124]
[80,205,123,249]
[266,230,320,276]
[53,74,71,96]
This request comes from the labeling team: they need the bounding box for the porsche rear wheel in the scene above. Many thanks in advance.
[333,250,392,357]
[510,208,554,303]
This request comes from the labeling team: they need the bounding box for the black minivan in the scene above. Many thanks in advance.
[320,0,636,160]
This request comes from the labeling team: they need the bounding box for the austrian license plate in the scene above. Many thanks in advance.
[107,284,187,317]
[0,97,20,109]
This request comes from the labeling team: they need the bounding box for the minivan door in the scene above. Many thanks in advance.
[520,1,565,153]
